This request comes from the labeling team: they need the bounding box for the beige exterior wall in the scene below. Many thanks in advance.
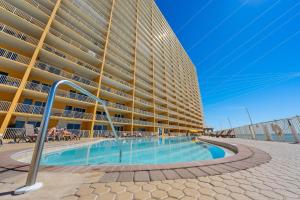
[0,0,203,137]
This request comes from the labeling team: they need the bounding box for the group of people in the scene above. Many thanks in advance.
[47,127,80,141]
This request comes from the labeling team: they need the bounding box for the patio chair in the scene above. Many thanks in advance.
[14,124,37,143]
[47,127,59,142]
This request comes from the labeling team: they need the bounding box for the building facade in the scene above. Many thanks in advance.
[0,0,203,137]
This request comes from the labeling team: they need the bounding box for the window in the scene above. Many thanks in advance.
[67,124,80,130]
[27,121,41,128]
[15,121,25,128]
[23,99,33,105]
[65,106,73,111]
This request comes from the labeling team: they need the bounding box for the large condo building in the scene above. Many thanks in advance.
[0,0,203,138]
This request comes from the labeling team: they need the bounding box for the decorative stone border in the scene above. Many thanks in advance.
[0,139,271,182]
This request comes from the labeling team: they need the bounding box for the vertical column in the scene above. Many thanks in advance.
[130,0,139,134]
[150,1,156,134]
[90,0,115,137]
[0,0,62,135]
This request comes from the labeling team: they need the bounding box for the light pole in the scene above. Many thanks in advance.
[227,117,233,129]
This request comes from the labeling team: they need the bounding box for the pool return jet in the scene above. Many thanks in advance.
[14,80,121,195]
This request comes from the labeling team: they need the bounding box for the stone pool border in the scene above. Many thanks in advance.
[0,138,271,182]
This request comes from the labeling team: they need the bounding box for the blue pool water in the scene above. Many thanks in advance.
[41,137,231,166]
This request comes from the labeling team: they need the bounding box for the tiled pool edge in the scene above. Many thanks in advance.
[0,138,271,183]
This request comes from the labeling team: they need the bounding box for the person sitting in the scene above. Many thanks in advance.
[62,128,72,141]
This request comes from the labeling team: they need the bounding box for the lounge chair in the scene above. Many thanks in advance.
[14,124,37,143]
[47,127,59,142]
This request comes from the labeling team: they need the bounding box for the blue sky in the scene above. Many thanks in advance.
[156,0,300,129]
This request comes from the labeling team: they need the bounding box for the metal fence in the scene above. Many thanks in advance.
[215,116,300,143]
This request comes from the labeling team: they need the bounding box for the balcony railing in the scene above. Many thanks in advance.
[0,23,39,45]
[0,49,30,64]
[3,128,24,139]
[49,28,101,60]
[53,14,104,50]
[25,81,95,103]
[105,60,133,78]
[26,0,52,15]
[35,62,98,87]
[106,101,132,111]
[156,114,168,120]
[0,0,46,28]
[96,114,131,124]
[15,103,93,120]
[51,108,93,119]
[43,44,100,74]
[103,72,132,88]
[101,85,132,99]
[111,116,131,124]
[133,120,153,126]
[134,108,153,116]
[0,101,11,111]
[0,74,21,88]
[135,97,152,106]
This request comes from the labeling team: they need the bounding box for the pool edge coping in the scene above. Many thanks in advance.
[0,138,271,178]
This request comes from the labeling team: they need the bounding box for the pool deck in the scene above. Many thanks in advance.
[1,137,300,199]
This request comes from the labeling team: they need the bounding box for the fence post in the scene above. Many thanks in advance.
[262,124,272,141]
[248,125,256,140]
[287,119,300,143]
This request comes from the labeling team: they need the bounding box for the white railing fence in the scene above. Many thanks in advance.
[212,116,300,143]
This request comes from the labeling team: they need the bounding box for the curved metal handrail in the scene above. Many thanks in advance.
[15,80,119,194]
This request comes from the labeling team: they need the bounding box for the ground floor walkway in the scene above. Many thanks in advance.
[0,137,300,200]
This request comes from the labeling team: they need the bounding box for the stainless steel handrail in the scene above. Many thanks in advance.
[15,80,119,194]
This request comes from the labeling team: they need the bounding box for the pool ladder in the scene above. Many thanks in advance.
[14,80,120,194]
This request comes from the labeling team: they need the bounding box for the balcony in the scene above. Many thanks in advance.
[134,108,153,117]
[133,120,153,126]
[105,101,132,112]
[49,28,102,60]
[0,23,39,45]
[134,97,152,107]
[53,14,104,50]
[0,48,30,64]
[25,81,95,103]
[0,101,11,112]
[34,61,98,88]
[25,0,52,16]
[102,72,132,89]
[43,44,100,74]
[156,114,168,120]
[0,74,21,88]
[101,85,132,100]
[1,0,46,28]
[14,103,93,120]
[96,114,131,124]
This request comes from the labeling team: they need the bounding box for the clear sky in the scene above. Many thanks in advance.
[156,0,300,130]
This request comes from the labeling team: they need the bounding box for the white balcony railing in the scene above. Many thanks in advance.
[35,62,98,87]
[25,81,95,103]
[43,44,100,74]
[15,103,93,120]
[101,85,132,99]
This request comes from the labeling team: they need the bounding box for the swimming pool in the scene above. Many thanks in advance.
[41,137,233,166]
